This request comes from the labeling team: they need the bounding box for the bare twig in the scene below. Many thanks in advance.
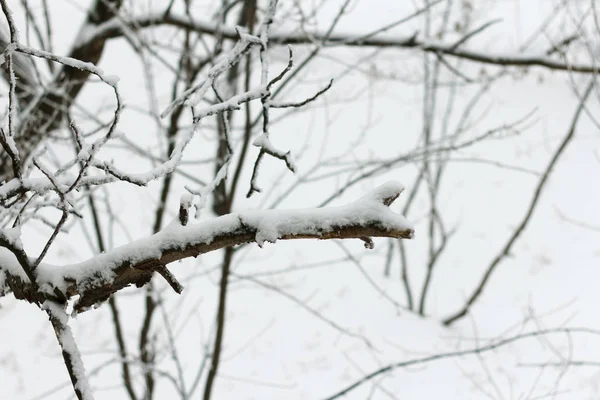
[322,327,600,400]
[269,78,333,108]
[233,271,376,349]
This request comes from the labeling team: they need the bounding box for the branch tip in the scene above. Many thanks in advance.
[156,265,184,294]
[360,236,374,249]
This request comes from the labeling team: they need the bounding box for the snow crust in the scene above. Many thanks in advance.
[242,181,411,246]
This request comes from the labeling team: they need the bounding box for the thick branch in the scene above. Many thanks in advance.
[0,182,413,312]
[82,13,599,74]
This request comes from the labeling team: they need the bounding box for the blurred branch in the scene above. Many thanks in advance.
[0,0,123,181]
[86,188,137,400]
[83,13,598,74]
[203,1,259,399]
[443,80,595,326]
[322,327,600,400]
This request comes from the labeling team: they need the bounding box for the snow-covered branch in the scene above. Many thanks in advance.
[44,301,95,400]
[1,182,413,312]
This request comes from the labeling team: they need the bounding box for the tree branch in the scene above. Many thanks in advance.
[0,181,413,312]
[81,13,599,74]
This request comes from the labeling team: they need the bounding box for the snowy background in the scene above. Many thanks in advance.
[1,0,600,399]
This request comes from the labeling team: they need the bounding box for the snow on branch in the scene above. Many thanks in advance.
[43,301,95,400]
[160,1,280,118]
[0,182,413,312]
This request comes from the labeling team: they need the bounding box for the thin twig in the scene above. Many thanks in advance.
[322,327,600,400]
